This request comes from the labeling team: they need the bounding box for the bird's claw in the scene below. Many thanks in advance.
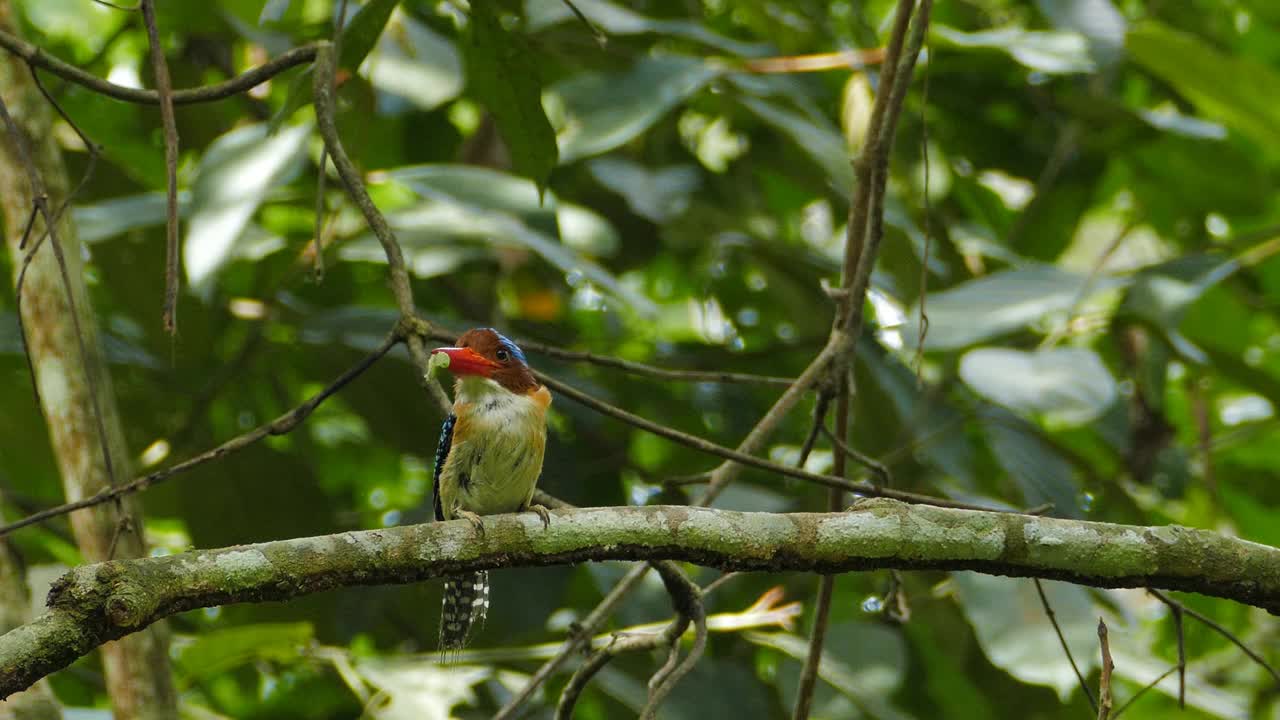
[456,510,486,538]
[528,504,552,530]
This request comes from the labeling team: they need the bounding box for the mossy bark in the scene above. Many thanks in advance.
[3,500,1278,697]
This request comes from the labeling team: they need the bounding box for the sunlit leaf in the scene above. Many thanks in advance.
[185,122,311,292]
[366,13,462,112]
[902,265,1127,350]
[550,55,721,163]
[525,0,767,56]
[1128,22,1280,149]
[738,95,853,192]
[74,191,192,244]
[933,25,1096,74]
[355,658,489,720]
[951,574,1098,700]
[960,347,1118,426]
[339,0,401,71]
[588,157,701,222]
[176,622,313,682]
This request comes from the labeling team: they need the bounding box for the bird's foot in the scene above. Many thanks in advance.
[528,504,552,530]
[456,510,486,538]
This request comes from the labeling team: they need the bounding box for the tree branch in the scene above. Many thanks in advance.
[4,500,1279,697]
[0,29,318,106]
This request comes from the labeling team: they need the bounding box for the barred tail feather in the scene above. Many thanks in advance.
[438,571,489,659]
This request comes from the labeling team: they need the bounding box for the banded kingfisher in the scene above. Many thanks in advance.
[430,328,552,654]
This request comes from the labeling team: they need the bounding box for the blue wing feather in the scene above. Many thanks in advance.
[432,414,457,522]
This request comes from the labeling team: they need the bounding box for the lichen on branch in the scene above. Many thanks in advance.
[2,500,1278,698]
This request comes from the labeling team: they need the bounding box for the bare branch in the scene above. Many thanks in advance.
[0,29,318,105]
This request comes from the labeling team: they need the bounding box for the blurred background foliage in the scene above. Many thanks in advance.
[1,0,1278,718]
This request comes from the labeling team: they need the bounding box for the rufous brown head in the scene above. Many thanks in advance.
[431,328,539,395]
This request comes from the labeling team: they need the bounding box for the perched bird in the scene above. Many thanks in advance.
[430,328,551,655]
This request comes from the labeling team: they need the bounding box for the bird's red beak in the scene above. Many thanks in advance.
[431,346,500,377]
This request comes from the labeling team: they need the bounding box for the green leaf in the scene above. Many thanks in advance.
[933,25,1097,74]
[339,0,401,71]
[176,622,314,682]
[550,55,721,163]
[1127,22,1280,149]
[73,191,192,244]
[983,409,1084,516]
[185,122,311,292]
[587,158,701,222]
[903,265,1127,351]
[960,347,1118,426]
[365,13,462,112]
[465,4,558,190]
[738,96,853,193]
[951,574,1098,700]
[525,0,768,56]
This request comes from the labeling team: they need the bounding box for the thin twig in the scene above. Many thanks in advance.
[139,0,181,334]
[820,423,892,486]
[640,564,706,720]
[311,40,451,415]
[539,371,993,511]
[0,329,401,538]
[560,0,607,47]
[311,0,351,283]
[1035,579,1097,713]
[0,30,319,106]
[424,326,796,386]
[1111,666,1178,719]
[1149,589,1280,688]
[792,383,848,720]
[1097,618,1114,720]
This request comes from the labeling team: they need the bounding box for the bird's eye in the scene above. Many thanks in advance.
[496,349,510,362]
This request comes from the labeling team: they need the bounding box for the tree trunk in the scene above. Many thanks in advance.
[0,500,60,720]
[0,2,176,717]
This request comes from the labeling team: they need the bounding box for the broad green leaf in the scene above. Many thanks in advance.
[258,0,291,24]
[1127,22,1280,149]
[749,626,912,720]
[983,408,1083,516]
[903,266,1127,350]
[738,96,853,193]
[339,0,401,71]
[933,25,1096,74]
[525,0,768,56]
[550,55,721,163]
[386,164,618,255]
[185,122,311,292]
[1,313,159,368]
[588,158,701,222]
[1119,254,1242,363]
[366,14,462,112]
[1036,0,1126,67]
[269,0,402,131]
[951,574,1098,700]
[465,3,558,189]
[176,622,313,682]
[74,191,192,244]
[354,658,490,720]
[960,347,1118,426]
[352,167,653,313]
